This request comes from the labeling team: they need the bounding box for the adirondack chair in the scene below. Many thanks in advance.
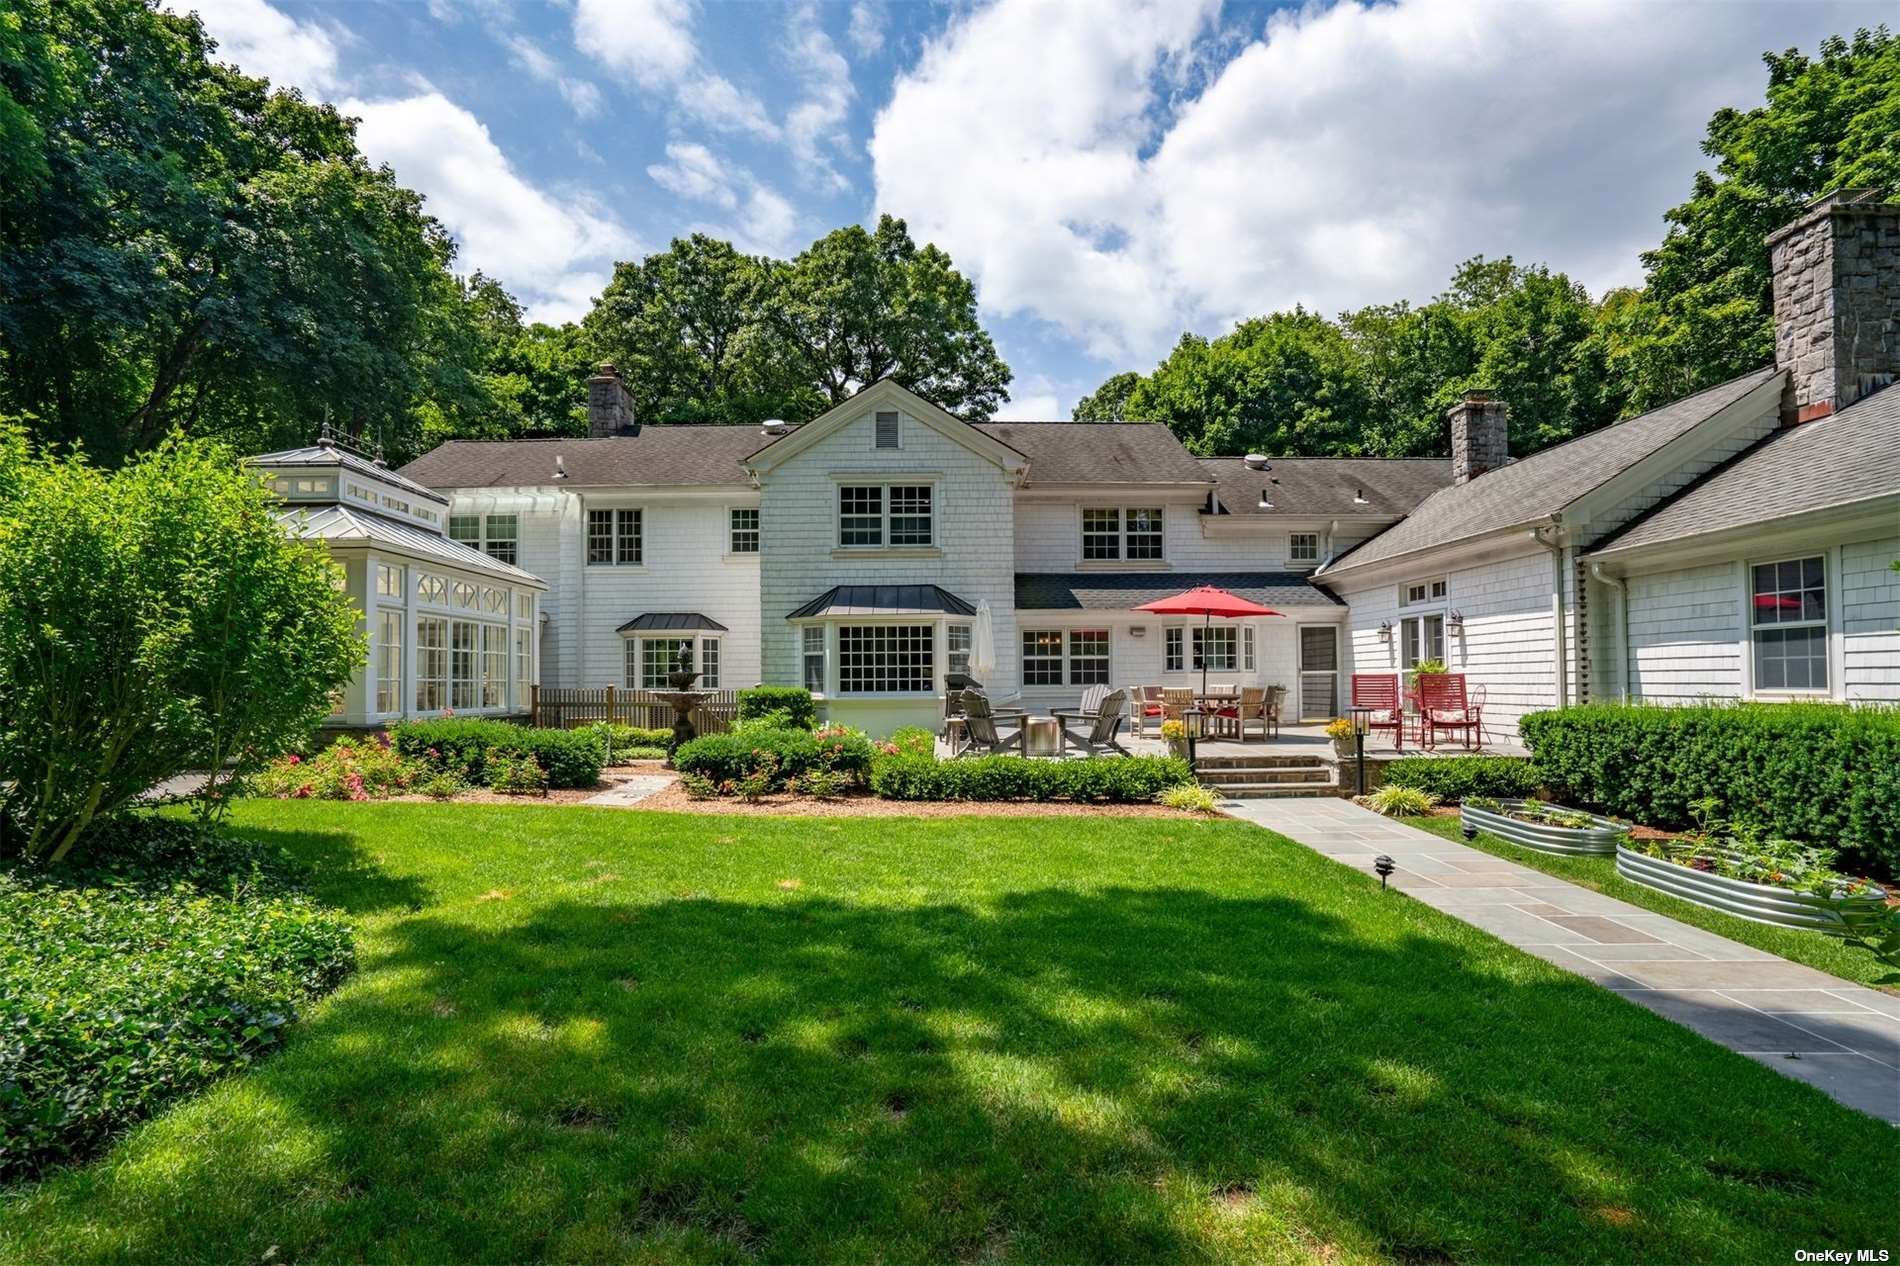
[1056,689,1129,756]
[956,689,1026,756]
[1074,683,1109,717]
[1348,673,1405,751]
[1415,673,1480,750]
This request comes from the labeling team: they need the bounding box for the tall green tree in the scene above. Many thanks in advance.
[1071,371,1141,422]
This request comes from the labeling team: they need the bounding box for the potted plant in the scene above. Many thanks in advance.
[1410,657,1449,676]
[1324,717,1357,758]
[1160,718,1189,759]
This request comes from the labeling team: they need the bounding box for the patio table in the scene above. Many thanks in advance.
[1196,692,1241,739]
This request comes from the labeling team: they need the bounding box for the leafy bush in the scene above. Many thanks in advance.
[0,430,362,862]
[1382,756,1543,803]
[248,738,423,801]
[486,751,549,796]
[615,745,669,762]
[1158,784,1221,814]
[391,718,603,789]
[736,686,817,730]
[1518,703,1900,877]
[870,755,1193,803]
[1363,785,1439,817]
[0,818,354,1179]
[792,768,853,799]
[680,772,719,799]
[881,726,937,757]
[585,723,671,756]
[416,770,467,801]
[675,726,873,791]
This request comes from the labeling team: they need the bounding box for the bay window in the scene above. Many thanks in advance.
[802,626,826,692]
[515,628,532,693]
[838,624,934,693]
[1752,556,1828,692]
[627,635,720,689]
[947,623,972,678]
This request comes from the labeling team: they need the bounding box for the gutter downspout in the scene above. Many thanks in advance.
[1588,562,1628,702]
[574,491,587,687]
[1531,523,1569,708]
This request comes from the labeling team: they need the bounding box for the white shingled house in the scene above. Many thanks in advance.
[385,191,1898,740]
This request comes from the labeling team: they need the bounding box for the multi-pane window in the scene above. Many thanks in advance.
[1401,614,1445,668]
[1289,532,1320,564]
[376,563,404,597]
[889,486,932,546]
[587,508,642,565]
[450,621,479,709]
[1242,624,1256,671]
[947,623,972,678]
[515,628,532,692]
[415,618,448,712]
[1402,577,1448,606]
[481,625,507,707]
[1082,507,1164,560]
[1164,627,1185,672]
[634,638,693,689]
[1022,630,1065,686]
[802,626,826,692]
[837,484,933,548]
[416,572,448,604]
[376,610,402,714]
[483,514,518,565]
[729,508,760,554]
[451,580,477,609]
[1068,630,1110,685]
[449,514,480,545]
[516,592,535,619]
[1752,556,1828,691]
[839,486,883,546]
[698,638,720,689]
[838,625,934,693]
[1192,626,1238,672]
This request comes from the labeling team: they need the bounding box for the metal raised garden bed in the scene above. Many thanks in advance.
[1614,845,1886,931]
[1460,799,1626,856]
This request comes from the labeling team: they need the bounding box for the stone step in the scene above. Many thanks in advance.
[1192,753,1332,770]
[1198,765,1336,785]
[1207,780,1343,799]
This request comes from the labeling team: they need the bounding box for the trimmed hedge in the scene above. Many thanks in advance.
[390,718,603,789]
[870,755,1193,803]
[1518,703,1900,877]
[674,726,874,790]
[586,722,672,749]
[1382,756,1543,803]
[736,686,817,730]
[0,819,355,1180]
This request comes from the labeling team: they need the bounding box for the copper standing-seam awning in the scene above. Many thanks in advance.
[785,584,978,620]
[616,612,729,633]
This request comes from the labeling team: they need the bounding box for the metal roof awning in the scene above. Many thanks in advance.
[616,612,730,633]
[1014,572,1342,611]
[786,584,977,620]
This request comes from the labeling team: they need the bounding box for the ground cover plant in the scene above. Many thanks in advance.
[1409,814,1899,991]
[3,802,1892,1264]
[0,818,354,1180]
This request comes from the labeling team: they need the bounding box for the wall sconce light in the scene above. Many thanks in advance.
[1448,610,1465,631]
[1130,625,1148,638]
[1377,621,1393,643]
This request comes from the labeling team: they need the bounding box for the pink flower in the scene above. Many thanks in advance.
[427,747,440,758]
[442,708,454,717]
[293,784,313,799]
[286,753,302,766]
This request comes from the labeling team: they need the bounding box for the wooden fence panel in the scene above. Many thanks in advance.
[532,686,737,736]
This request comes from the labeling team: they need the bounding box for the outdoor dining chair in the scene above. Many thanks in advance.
[1232,685,1269,741]
[1162,687,1195,723]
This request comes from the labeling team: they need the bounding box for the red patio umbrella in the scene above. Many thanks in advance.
[1134,585,1283,696]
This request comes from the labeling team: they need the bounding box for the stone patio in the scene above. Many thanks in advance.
[1220,796,1900,1124]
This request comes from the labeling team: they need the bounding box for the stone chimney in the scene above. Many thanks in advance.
[1768,190,1900,424]
[1448,390,1508,484]
[587,362,635,437]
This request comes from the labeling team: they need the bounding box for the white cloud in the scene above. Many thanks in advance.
[647,142,740,208]
[343,92,635,323]
[502,34,604,119]
[572,0,777,139]
[847,0,885,57]
[784,4,855,191]
[644,142,801,257]
[171,0,343,94]
[871,0,1891,366]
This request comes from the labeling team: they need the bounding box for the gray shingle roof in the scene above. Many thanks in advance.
[1590,384,1900,556]
[397,427,765,489]
[786,584,978,620]
[1199,456,1451,517]
[972,422,1212,485]
[276,504,544,585]
[251,444,449,505]
[616,612,730,633]
[1324,368,1780,574]
[1015,571,1342,610]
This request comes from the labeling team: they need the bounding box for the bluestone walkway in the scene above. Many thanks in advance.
[580,775,674,807]
[1221,796,1900,1124]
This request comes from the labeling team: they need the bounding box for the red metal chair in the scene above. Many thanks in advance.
[1349,673,1405,752]
[1415,673,1480,750]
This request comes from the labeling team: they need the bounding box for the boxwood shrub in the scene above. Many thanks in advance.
[1518,702,1900,877]
[870,755,1193,803]
[1381,756,1543,803]
[390,718,603,789]
[0,818,355,1180]
[736,686,817,730]
[586,722,672,750]
[674,725,874,790]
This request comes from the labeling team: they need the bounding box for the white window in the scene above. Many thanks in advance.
[1192,626,1238,672]
[376,609,402,714]
[1401,614,1445,668]
[1082,507,1164,561]
[1289,532,1320,564]
[514,628,531,692]
[1022,630,1064,686]
[483,586,507,614]
[1164,626,1184,672]
[1402,577,1448,607]
[1068,629,1110,685]
[1752,556,1828,692]
[382,495,409,514]
[483,514,518,565]
[628,636,721,690]
[587,508,642,565]
[699,638,720,688]
[452,580,477,609]
[515,592,534,619]
[449,514,480,545]
[874,410,900,448]
[1024,629,1110,685]
[376,563,404,597]
[450,621,479,709]
[274,476,331,496]
[415,508,438,524]
[1243,624,1256,671]
[481,625,506,707]
[838,484,933,548]
[802,626,826,692]
[729,508,759,554]
[838,624,934,693]
[416,572,447,604]
[947,623,972,679]
[416,618,448,712]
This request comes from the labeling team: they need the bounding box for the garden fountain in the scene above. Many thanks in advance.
[659,646,710,768]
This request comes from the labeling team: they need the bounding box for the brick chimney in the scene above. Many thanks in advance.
[587,362,635,437]
[1448,390,1508,484]
[1768,190,1900,424]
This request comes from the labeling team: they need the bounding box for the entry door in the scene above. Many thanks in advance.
[1298,625,1339,721]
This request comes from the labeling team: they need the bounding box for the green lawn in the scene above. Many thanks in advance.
[4,803,1895,1265]
[1405,814,1898,991]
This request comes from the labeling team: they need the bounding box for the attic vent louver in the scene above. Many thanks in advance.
[875,411,899,448]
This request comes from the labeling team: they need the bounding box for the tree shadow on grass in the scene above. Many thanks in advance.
[50,884,1897,1265]
[233,825,434,915]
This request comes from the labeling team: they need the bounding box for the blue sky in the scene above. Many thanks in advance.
[182,0,1889,419]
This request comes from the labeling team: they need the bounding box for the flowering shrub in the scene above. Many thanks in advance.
[249,738,422,801]
[485,750,549,796]
[877,726,937,758]
[390,719,602,789]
